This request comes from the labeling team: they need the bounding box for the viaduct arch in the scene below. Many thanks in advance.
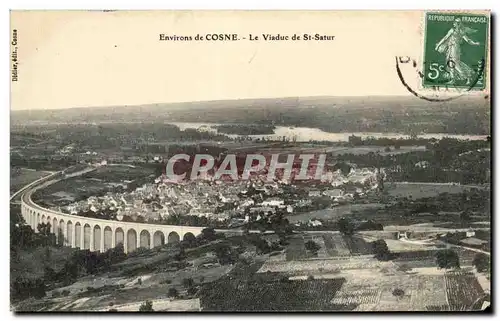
[20,168,206,254]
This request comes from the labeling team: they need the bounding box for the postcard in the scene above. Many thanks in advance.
[10,10,491,312]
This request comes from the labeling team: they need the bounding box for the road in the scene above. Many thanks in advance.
[400,237,490,256]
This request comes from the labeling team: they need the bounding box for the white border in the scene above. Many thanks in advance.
[2,1,498,320]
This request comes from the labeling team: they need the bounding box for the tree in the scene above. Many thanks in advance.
[472,253,490,272]
[372,239,391,260]
[37,222,52,236]
[392,288,405,297]
[214,243,235,265]
[200,228,217,241]
[139,300,154,312]
[182,278,195,289]
[337,217,355,235]
[187,287,198,296]
[250,236,271,254]
[304,241,321,256]
[435,249,460,269]
[168,288,179,298]
[11,277,46,301]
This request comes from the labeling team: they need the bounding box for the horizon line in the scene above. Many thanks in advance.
[11,93,486,113]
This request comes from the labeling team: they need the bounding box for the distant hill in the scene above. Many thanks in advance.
[10,95,490,135]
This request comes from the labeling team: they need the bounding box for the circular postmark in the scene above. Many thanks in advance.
[395,55,486,102]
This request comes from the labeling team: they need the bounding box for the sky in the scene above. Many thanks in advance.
[10,10,489,110]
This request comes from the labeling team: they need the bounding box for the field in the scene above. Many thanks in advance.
[12,239,238,312]
[253,145,427,156]
[31,166,156,206]
[322,234,351,257]
[288,203,384,223]
[82,165,156,182]
[338,274,452,311]
[391,248,476,269]
[10,168,52,194]
[200,278,348,311]
[259,257,383,274]
[326,145,427,156]
[285,234,372,261]
[383,239,442,253]
[11,246,77,280]
[444,272,485,310]
[386,183,478,199]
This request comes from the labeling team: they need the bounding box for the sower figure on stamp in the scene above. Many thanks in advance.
[435,18,480,85]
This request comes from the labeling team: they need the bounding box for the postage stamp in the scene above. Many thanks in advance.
[422,12,489,90]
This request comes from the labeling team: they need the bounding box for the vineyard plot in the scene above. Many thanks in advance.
[343,236,373,255]
[285,237,307,261]
[323,234,350,257]
[331,288,381,305]
[445,272,484,310]
[200,278,347,311]
[410,275,448,309]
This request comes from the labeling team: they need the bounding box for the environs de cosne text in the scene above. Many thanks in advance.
[159,33,335,42]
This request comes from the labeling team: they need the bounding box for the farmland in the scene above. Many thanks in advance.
[221,259,486,312]
[10,168,52,194]
[31,166,156,207]
[285,233,373,261]
[445,272,485,310]
[200,277,348,311]
[288,203,384,223]
[385,183,480,199]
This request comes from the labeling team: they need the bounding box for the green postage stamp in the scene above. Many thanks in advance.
[423,12,489,90]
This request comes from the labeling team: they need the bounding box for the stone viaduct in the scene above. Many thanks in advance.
[20,168,206,254]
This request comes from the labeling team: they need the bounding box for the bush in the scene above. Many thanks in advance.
[168,287,179,298]
[304,241,320,255]
[200,228,217,241]
[160,279,172,285]
[472,253,490,272]
[357,220,384,231]
[182,278,195,289]
[187,287,198,296]
[396,264,412,272]
[337,217,355,235]
[61,289,71,296]
[392,288,405,297]
[139,300,154,312]
[307,275,314,281]
[372,239,392,261]
[214,243,236,265]
[108,309,118,312]
[11,277,46,301]
[435,249,460,269]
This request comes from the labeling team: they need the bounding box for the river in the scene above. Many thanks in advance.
[167,122,487,143]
